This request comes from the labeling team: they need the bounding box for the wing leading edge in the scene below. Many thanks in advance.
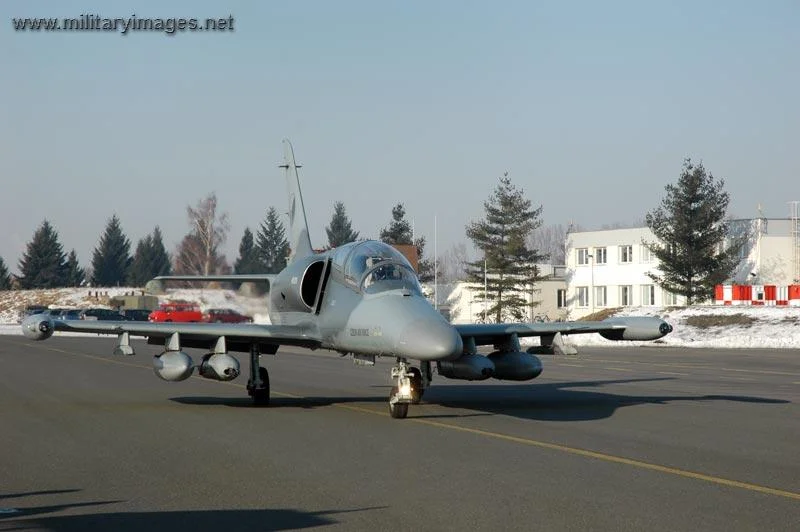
[38,319,322,352]
[455,316,672,346]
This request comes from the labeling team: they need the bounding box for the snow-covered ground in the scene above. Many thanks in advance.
[1,287,799,349]
[0,287,271,333]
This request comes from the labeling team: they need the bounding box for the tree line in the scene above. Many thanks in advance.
[0,195,428,289]
[1,158,742,319]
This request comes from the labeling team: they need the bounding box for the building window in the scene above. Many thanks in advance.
[620,285,633,306]
[641,246,653,263]
[577,248,589,265]
[594,247,607,264]
[641,284,655,306]
[620,245,633,263]
[557,289,567,308]
[576,286,589,307]
[594,286,607,307]
[664,290,679,306]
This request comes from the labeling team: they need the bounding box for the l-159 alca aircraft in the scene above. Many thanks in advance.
[22,140,673,419]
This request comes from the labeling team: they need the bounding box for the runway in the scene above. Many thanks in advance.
[1,335,798,531]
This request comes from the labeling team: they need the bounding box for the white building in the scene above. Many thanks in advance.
[564,215,800,318]
[433,264,568,324]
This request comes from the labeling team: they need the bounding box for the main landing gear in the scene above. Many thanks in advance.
[246,343,270,406]
[388,359,430,419]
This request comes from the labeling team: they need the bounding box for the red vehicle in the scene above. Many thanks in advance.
[201,308,253,323]
[148,303,202,323]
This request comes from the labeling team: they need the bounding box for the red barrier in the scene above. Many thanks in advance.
[714,284,800,306]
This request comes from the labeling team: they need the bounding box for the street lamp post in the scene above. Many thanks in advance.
[587,253,594,315]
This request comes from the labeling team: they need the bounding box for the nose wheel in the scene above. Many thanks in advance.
[388,359,427,418]
[388,386,409,419]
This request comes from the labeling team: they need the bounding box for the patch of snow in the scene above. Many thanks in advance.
[0,287,270,327]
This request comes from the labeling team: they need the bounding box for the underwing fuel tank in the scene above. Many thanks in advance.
[599,317,673,341]
[153,352,194,382]
[488,351,543,381]
[21,315,55,341]
[437,354,495,381]
[198,353,240,381]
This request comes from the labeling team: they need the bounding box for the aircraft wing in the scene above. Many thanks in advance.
[29,319,321,353]
[455,317,672,346]
[148,274,276,285]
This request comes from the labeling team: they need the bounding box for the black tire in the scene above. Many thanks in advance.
[408,367,424,405]
[388,386,409,419]
[252,366,270,406]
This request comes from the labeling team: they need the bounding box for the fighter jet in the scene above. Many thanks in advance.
[21,140,673,419]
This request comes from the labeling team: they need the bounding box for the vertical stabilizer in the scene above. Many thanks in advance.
[281,139,314,262]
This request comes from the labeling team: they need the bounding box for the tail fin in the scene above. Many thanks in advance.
[281,139,314,262]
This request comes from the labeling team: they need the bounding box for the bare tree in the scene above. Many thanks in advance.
[441,242,469,282]
[174,193,231,276]
[528,224,566,265]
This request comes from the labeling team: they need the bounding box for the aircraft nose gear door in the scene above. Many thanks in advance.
[389,358,415,419]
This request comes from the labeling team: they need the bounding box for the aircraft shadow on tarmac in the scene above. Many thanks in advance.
[171,395,389,409]
[418,378,790,422]
[0,489,385,532]
[169,377,789,422]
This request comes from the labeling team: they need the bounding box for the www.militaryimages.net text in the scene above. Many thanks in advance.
[12,14,235,36]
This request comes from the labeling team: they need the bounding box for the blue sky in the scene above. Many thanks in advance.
[1,0,798,274]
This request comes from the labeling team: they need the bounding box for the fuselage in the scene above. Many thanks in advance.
[267,240,462,361]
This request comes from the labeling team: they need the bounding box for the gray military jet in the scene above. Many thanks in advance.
[22,140,673,419]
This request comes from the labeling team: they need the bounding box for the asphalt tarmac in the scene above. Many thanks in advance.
[1,335,798,531]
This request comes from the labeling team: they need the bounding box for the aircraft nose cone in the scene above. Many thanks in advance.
[398,319,463,361]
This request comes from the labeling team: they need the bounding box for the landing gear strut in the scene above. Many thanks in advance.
[246,343,270,406]
[389,358,426,418]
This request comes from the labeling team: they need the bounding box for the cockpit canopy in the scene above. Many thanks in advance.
[333,240,421,294]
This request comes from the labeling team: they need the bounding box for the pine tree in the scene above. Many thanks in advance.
[415,236,435,283]
[91,214,132,287]
[465,174,547,322]
[0,256,11,290]
[325,201,360,248]
[150,226,172,278]
[256,207,289,274]
[234,227,262,274]
[127,235,154,287]
[127,226,172,287]
[379,203,413,245]
[64,249,85,287]
[645,158,745,304]
[19,220,67,289]
[17,220,68,289]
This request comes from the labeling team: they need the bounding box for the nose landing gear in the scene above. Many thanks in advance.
[388,359,430,418]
